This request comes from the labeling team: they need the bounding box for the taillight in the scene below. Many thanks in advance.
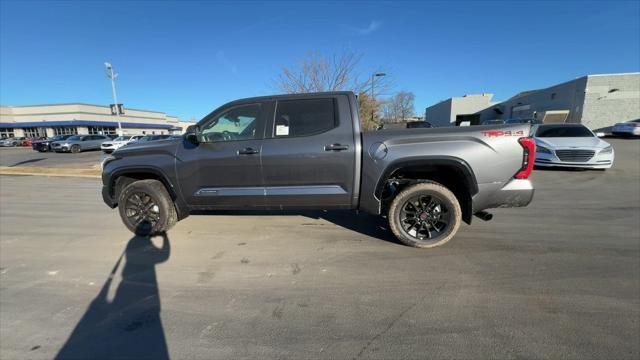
[515,137,535,179]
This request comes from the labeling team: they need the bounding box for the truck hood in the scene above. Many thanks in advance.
[113,138,181,156]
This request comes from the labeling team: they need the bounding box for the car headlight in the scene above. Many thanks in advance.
[536,145,552,154]
[600,145,613,154]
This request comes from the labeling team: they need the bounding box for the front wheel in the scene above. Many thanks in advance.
[118,179,177,236]
[70,144,81,153]
[388,182,462,248]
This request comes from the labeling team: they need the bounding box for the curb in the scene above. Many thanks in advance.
[0,166,101,178]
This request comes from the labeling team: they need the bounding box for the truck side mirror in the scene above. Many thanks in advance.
[185,125,199,144]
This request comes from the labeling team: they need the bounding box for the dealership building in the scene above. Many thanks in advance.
[0,103,193,139]
[425,72,640,130]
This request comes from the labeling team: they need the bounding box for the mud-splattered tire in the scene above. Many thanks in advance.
[118,179,177,236]
[388,182,462,248]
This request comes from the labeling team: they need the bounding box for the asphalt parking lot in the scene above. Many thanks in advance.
[0,138,639,359]
[0,147,105,169]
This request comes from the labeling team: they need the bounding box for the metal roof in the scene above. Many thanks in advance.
[0,120,182,130]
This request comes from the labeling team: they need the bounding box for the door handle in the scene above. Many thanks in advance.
[238,147,259,155]
[324,143,349,151]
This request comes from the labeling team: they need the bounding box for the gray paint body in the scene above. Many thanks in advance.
[102,92,533,220]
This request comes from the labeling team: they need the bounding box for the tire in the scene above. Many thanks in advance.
[388,182,462,248]
[70,144,81,153]
[118,179,177,236]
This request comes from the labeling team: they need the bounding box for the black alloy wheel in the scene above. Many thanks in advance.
[399,194,451,241]
[388,182,462,248]
[118,179,177,236]
[124,192,161,231]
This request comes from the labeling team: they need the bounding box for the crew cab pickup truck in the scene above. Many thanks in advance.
[102,91,535,248]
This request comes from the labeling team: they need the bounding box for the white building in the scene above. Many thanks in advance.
[0,103,193,138]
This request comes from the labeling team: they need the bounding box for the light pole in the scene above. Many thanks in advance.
[371,72,386,124]
[104,62,123,136]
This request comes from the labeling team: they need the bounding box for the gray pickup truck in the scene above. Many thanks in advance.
[102,91,535,248]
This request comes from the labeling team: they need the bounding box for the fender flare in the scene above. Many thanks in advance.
[375,156,479,198]
[374,156,478,224]
[107,166,190,220]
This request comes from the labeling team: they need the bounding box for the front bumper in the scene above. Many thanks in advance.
[535,149,614,169]
[51,145,70,152]
[102,185,117,208]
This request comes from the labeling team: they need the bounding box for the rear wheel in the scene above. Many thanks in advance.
[118,179,177,236]
[70,144,81,153]
[388,182,462,248]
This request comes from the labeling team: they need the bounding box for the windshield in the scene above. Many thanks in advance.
[67,136,82,141]
[113,136,132,141]
[51,135,68,141]
[536,125,593,138]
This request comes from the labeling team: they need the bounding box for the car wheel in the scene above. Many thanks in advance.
[70,144,81,153]
[388,182,462,248]
[118,179,177,236]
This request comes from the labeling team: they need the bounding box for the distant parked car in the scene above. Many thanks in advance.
[406,121,433,129]
[22,137,47,147]
[533,124,614,170]
[0,137,26,147]
[505,118,543,125]
[611,119,640,137]
[32,135,74,152]
[137,134,173,142]
[481,119,505,125]
[50,134,111,153]
[101,135,145,153]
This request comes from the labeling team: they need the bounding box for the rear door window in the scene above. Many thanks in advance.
[274,98,336,137]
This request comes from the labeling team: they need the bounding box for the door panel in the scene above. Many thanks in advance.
[260,95,355,208]
[175,102,269,209]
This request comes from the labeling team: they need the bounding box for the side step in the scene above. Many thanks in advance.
[474,211,493,221]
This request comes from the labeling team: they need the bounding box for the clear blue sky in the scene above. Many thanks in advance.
[1,1,639,120]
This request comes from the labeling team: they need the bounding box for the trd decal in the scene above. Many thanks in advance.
[481,130,525,137]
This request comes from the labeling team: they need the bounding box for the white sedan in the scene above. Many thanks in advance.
[533,124,614,169]
[100,135,144,153]
[612,119,640,137]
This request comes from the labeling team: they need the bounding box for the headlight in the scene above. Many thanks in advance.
[536,145,552,154]
[600,145,613,154]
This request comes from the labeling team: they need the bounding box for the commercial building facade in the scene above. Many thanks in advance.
[0,103,192,138]
[425,73,640,130]
[425,93,495,127]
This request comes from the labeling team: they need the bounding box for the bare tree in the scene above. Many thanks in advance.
[382,91,416,123]
[358,91,382,130]
[275,52,374,93]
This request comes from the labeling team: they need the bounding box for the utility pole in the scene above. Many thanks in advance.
[371,72,386,125]
[104,62,123,136]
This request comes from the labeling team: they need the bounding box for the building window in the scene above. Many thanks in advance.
[22,127,47,138]
[87,126,117,135]
[0,128,14,139]
[551,93,556,100]
[52,126,78,135]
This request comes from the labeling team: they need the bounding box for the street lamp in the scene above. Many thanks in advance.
[371,72,386,124]
[104,62,123,136]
